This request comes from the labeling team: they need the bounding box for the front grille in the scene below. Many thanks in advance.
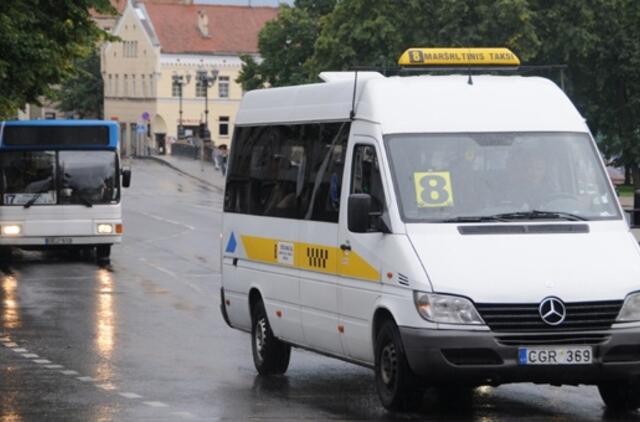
[476,300,623,332]
[497,333,610,346]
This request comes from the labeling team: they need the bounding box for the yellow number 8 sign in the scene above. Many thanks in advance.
[414,172,454,207]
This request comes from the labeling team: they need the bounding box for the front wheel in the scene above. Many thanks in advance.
[375,320,424,411]
[96,244,111,264]
[598,379,640,412]
[251,299,291,375]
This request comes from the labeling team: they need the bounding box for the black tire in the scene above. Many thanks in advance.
[598,380,640,412]
[0,246,12,264]
[96,244,111,264]
[251,299,291,375]
[375,319,425,411]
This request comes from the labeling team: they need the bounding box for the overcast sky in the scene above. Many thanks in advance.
[195,0,294,6]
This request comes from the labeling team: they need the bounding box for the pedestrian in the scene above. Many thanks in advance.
[219,144,228,176]
[212,145,221,170]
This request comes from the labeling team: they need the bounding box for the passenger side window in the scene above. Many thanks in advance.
[351,144,385,215]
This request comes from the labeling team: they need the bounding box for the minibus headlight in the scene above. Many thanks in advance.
[97,224,114,234]
[617,292,640,322]
[413,291,484,325]
[1,224,22,236]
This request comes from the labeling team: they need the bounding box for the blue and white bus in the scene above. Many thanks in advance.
[0,120,130,264]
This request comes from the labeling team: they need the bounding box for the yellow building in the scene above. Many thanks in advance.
[102,1,277,155]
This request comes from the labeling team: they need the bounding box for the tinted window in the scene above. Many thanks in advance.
[224,122,350,222]
[3,126,110,146]
[351,145,385,214]
[0,151,56,205]
[59,151,119,205]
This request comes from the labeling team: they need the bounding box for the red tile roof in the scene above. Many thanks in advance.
[143,3,278,55]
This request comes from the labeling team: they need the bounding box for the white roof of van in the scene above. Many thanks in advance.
[235,73,589,134]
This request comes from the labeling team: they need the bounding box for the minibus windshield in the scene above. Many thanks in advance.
[385,132,620,222]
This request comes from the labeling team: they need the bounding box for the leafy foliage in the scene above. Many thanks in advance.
[242,0,640,183]
[55,49,104,119]
[0,0,115,119]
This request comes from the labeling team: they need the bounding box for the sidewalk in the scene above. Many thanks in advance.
[144,154,225,191]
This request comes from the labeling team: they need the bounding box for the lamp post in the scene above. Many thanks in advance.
[196,69,219,140]
[172,72,191,139]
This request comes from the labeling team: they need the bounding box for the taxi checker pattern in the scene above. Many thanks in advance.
[306,247,329,269]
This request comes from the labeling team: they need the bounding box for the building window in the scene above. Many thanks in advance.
[172,80,182,97]
[195,70,207,97]
[124,74,128,96]
[107,74,112,96]
[149,73,154,95]
[115,74,119,96]
[219,116,229,136]
[218,76,229,98]
[141,74,146,97]
[131,74,136,97]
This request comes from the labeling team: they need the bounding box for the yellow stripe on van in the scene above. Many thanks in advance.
[240,235,379,282]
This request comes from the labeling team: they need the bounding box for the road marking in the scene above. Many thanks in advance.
[44,364,64,369]
[144,401,169,408]
[60,370,79,376]
[77,376,96,382]
[131,210,195,231]
[33,359,52,364]
[22,353,39,358]
[12,348,28,353]
[140,258,203,294]
[4,342,18,347]
[97,383,117,391]
[119,392,143,399]
[172,411,196,419]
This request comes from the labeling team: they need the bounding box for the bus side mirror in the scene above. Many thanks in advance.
[122,168,131,188]
[348,194,371,233]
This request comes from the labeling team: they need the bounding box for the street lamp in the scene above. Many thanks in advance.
[172,72,191,139]
[196,69,219,140]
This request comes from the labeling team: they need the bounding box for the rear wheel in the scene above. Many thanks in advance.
[251,298,291,375]
[96,244,111,264]
[598,379,640,412]
[375,320,424,411]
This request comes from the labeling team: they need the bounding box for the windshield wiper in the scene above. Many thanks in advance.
[492,210,587,221]
[74,192,93,208]
[443,215,508,223]
[23,193,42,209]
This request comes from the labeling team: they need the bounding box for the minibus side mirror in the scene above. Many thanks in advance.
[349,194,372,233]
[122,168,132,188]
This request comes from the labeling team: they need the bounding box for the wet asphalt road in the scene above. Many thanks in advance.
[1,159,640,421]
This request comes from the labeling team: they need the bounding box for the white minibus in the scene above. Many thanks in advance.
[0,120,130,265]
[220,48,640,411]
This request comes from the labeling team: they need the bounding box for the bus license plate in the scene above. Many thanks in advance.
[45,237,73,245]
[518,346,592,365]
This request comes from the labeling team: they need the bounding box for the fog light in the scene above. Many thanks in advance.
[1,225,22,236]
[97,224,113,234]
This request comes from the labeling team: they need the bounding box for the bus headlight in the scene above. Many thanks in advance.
[1,224,22,236]
[617,292,640,322]
[97,224,114,234]
[413,291,484,325]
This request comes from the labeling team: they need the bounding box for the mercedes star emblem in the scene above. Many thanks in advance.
[539,297,566,326]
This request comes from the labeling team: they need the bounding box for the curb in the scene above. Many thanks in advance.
[139,156,224,192]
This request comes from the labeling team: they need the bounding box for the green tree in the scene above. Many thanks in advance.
[56,49,104,118]
[237,0,336,90]
[0,0,115,119]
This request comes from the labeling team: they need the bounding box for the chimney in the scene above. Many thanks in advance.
[197,10,209,37]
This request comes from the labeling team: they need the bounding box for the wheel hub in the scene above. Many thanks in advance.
[380,343,397,386]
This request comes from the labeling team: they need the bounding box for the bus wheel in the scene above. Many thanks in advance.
[598,379,640,412]
[251,299,291,375]
[96,245,111,264]
[375,320,424,411]
[0,247,12,264]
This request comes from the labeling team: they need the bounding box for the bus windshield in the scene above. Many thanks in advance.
[0,150,119,206]
[385,132,620,222]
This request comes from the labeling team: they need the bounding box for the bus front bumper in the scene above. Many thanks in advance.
[0,235,121,246]
[399,326,640,386]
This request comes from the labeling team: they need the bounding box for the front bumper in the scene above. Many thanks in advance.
[0,235,121,246]
[400,326,640,386]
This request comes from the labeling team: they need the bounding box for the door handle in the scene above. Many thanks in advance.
[340,243,351,251]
